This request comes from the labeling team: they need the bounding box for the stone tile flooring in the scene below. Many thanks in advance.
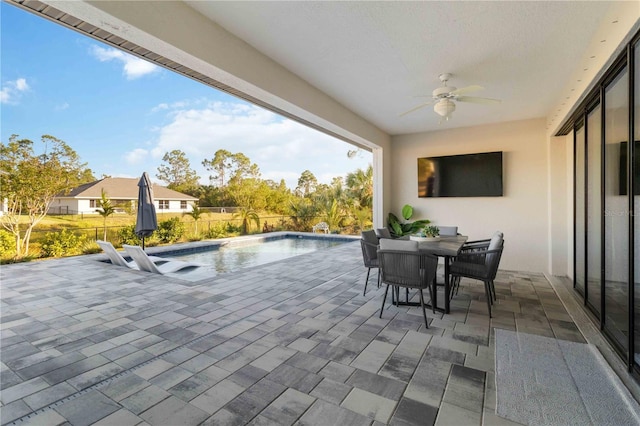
[0,240,635,425]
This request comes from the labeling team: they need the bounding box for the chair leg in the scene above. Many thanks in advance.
[483,281,492,318]
[486,280,496,304]
[364,268,371,296]
[377,268,381,288]
[427,280,435,314]
[419,289,429,328]
[452,275,460,296]
[380,284,390,319]
[490,280,497,301]
[406,288,409,304]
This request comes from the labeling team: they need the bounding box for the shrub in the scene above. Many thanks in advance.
[185,233,204,242]
[156,217,185,243]
[225,221,241,234]
[0,229,16,258]
[40,229,87,258]
[117,225,141,246]
[204,222,228,239]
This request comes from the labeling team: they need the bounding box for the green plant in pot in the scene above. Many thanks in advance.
[420,225,440,238]
[388,204,431,238]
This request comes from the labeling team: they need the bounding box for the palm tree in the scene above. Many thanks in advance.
[183,203,204,234]
[322,199,345,232]
[233,206,260,235]
[346,165,373,209]
[289,199,318,231]
[96,189,116,241]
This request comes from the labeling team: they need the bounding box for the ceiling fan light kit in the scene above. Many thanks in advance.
[434,98,455,119]
[400,73,501,120]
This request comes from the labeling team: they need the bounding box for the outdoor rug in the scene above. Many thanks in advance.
[495,329,640,425]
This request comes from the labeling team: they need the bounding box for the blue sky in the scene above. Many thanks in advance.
[0,3,371,189]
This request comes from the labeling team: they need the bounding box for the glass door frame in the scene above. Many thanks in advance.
[567,30,638,374]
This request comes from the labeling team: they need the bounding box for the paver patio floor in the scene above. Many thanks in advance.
[0,239,634,425]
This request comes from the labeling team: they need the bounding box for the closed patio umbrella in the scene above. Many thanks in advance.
[135,172,158,250]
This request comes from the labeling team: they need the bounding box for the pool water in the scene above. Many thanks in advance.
[164,237,346,274]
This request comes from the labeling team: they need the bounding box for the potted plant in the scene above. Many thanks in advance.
[388,204,431,238]
[410,225,440,242]
[421,225,440,238]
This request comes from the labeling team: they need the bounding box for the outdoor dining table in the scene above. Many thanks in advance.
[413,234,468,314]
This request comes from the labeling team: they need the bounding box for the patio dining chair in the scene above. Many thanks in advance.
[375,227,393,239]
[360,230,380,296]
[450,231,503,296]
[437,225,458,236]
[376,227,410,240]
[449,233,504,317]
[378,238,437,328]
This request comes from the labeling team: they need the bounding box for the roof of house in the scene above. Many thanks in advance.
[59,177,198,201]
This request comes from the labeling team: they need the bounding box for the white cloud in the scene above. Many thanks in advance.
[15,78,29,91]
[90,45,159,80]
[124,148,149,165]
[150,100,189,114]
[1,77,30,104]
[148,100,372,188]
[55,102,70,111]
[0,88,10,104]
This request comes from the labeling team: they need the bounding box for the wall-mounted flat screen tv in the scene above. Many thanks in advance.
[418,151,503,197]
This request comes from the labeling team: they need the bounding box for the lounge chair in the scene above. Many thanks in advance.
[97,240,168,269]
[312,222,330,233]
[123,244,202,274]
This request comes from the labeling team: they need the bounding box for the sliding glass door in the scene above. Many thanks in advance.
[603,66,629,350]
[633,41,640,368]
[575,124,586,296]
[586,105,602,316]
[570,31,639,372]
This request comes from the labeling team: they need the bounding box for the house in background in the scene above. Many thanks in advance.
[51,177,198,215]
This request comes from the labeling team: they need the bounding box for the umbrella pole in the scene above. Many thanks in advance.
[142,237,145,250]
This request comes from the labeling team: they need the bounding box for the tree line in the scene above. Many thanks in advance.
[156,149,372,227]
[0,135,372,258]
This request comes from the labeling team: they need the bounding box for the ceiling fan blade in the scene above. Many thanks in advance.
[399,101,434,117]
[449,85,484,96]
[456,96,501,105]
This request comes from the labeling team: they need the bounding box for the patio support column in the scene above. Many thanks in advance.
[547,133,571,276]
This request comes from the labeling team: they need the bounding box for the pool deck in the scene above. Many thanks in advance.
[1,237,639,425]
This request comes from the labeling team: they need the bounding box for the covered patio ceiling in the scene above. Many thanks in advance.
[9,1,640,141]
[185,1,632,135]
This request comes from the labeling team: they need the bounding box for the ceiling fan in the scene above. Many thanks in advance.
[400,73,501,121]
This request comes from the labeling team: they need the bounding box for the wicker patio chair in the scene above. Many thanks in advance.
[437,225,458,236]
[450,231,503,296]
[449,234,504,317]
[375,227,393,239]
[360,230,381,296]
[378,238,437,328]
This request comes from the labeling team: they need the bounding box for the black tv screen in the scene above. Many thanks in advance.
[418,151,503,197]
[619,141,640,196]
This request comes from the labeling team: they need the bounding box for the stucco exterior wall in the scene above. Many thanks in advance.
[390,118,550,273]
[50,198,192,215]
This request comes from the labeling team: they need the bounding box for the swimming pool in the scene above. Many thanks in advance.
[161,234,352,275]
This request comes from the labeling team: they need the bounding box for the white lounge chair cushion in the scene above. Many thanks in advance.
[97,240,166,269]
[123,244,201,274]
